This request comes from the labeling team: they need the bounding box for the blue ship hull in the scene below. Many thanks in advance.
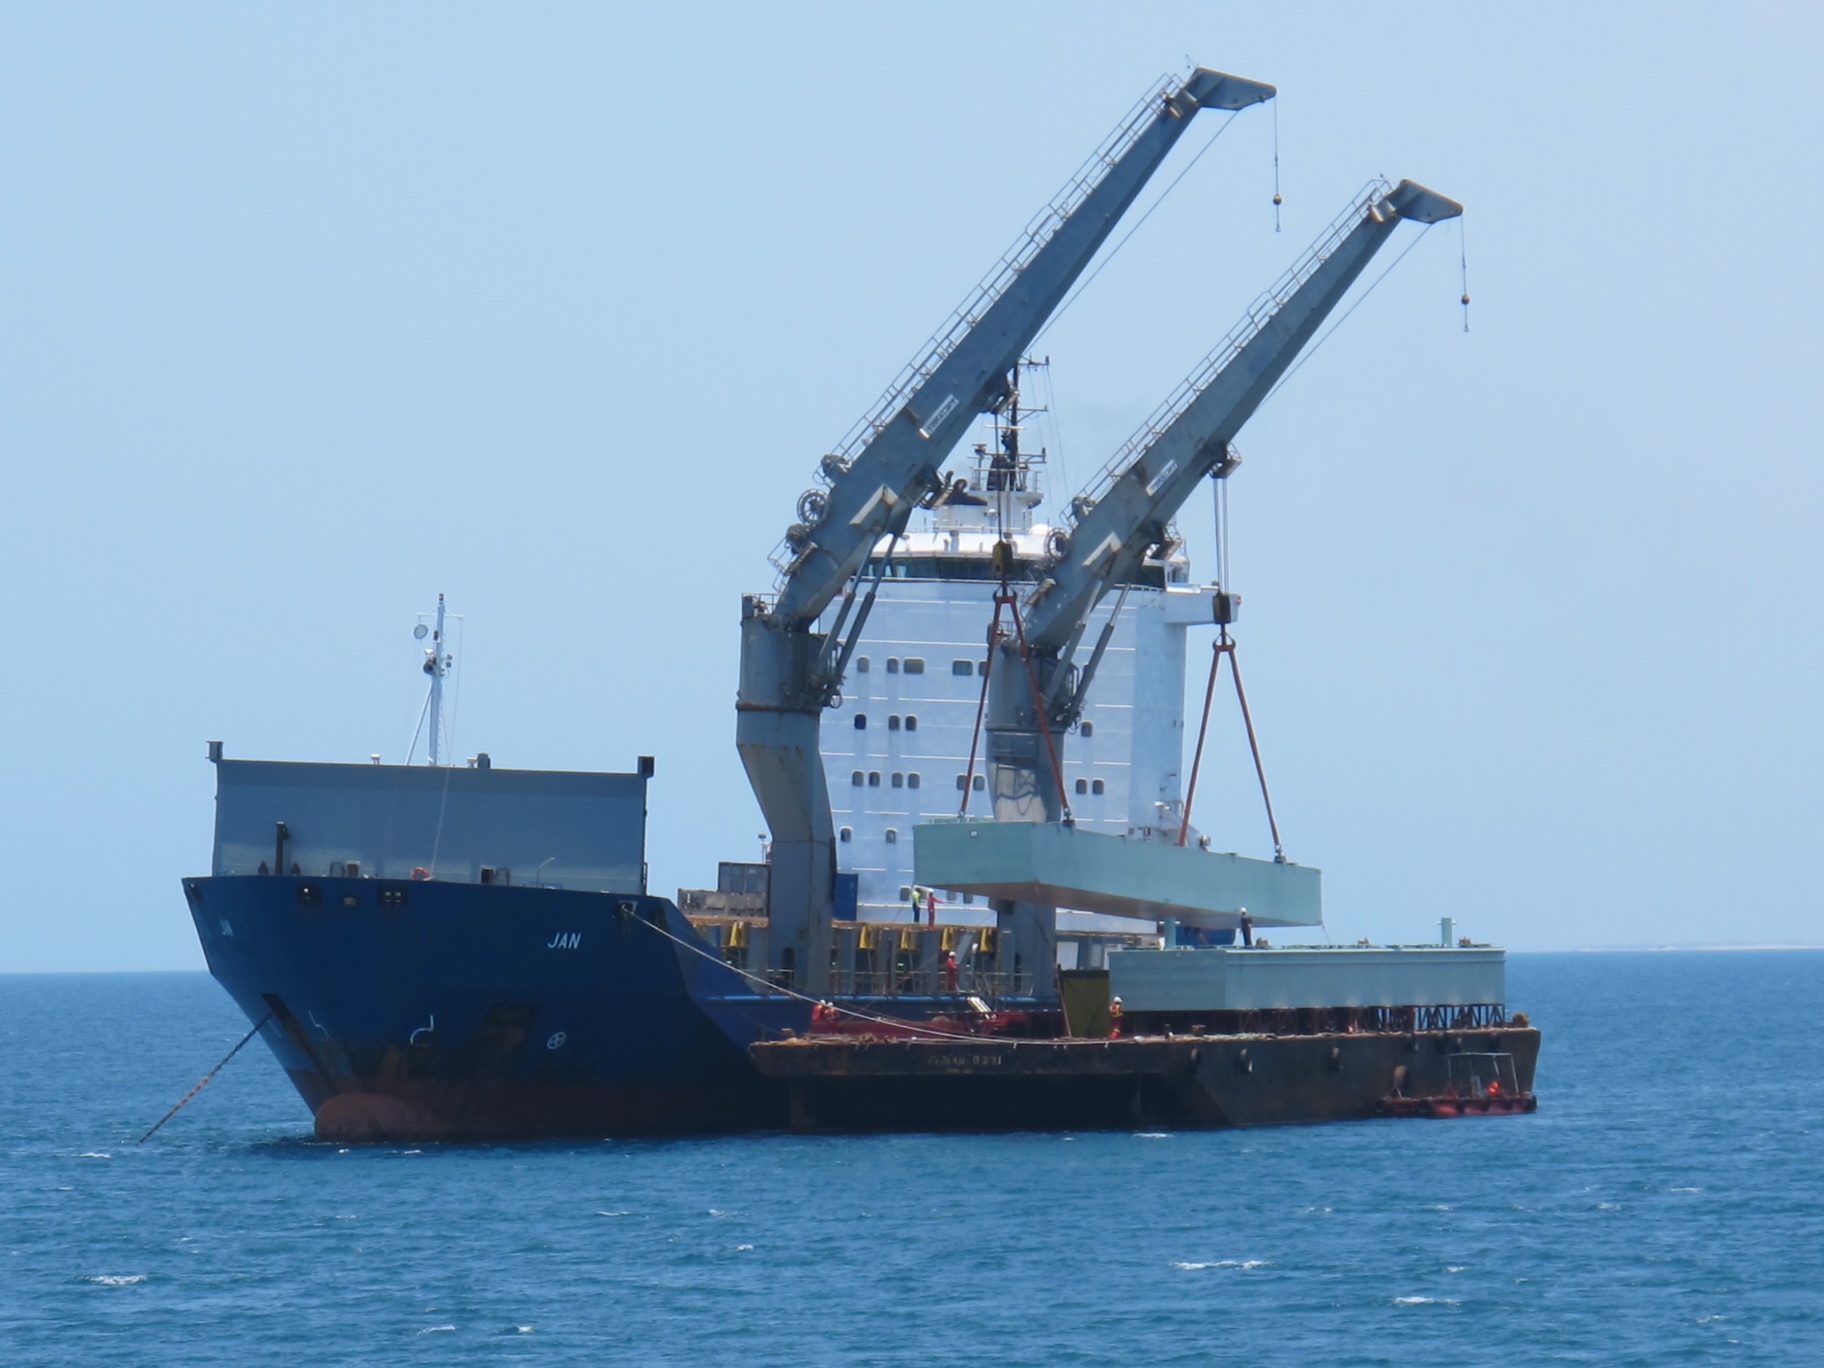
[185,875,820,1138]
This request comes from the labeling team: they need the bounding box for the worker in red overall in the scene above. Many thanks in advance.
[943,950,959,993]
[1109,996,1125,1039]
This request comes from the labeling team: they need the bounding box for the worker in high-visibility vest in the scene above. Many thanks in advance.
[1109,996,1125,1039]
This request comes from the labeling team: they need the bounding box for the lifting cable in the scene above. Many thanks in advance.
[1176,630,1283,860]
[1458,214,1471,332]
[958,587,1007,814]
[1005,589,1074,825]
[1259,223,1433,411]
[960,554,1072,823]
[1033,112,1240,348]
[136,1010,273,1145]
[1271,98,1283,232]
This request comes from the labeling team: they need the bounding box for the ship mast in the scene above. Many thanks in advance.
[416,594,454,766]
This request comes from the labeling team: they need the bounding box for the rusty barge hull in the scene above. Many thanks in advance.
[752,1027,1541,1133]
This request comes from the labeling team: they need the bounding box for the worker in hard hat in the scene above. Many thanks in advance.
[1109,996,1125,1039]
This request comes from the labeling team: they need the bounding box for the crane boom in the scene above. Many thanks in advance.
[773,67,1276,629]
[738,67,1275,992]
[1027,178,1462,658]
[974,177,1461,984]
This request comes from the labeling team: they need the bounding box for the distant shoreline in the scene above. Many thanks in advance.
[1565,943,1824,954]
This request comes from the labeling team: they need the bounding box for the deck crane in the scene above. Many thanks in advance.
[738,67,1275,991]
[957,177,1463,984]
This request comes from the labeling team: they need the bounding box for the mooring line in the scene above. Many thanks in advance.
[634,913,1003,1045]
[136,1010,273,1145]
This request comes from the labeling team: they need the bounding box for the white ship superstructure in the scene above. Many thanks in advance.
[819,401,1217,924]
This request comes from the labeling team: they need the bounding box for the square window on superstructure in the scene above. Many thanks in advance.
[887,658,900,674]
[1080,720,1094,738]
[854,714,867,730]
[956,774,968,791]
[973,775,986,791]
[1075,778,1088,794]
[856,657,871,673]
[885,828,898,844]
[907,773,920,789]
[888,715,901,731]
[868,772,881,787]
[952,660,973,677]
[904,658,924,675]
[978,661,989,676]
[852,771,864,787]
[840,828,852,842]
[891,773,904,789]
[1092,779,1105,795]
[905,715,917,731]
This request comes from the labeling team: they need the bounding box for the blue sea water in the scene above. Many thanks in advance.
[1,953,1819,1366]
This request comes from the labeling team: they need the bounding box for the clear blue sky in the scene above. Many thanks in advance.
[4,3,1820,970]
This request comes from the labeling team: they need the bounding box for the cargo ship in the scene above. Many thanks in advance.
[183,65,1537,1140]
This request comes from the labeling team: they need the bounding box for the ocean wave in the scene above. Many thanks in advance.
[86,1275,146,1286]
[79,1152,112,1160]
[417,1325,456,1335]
[1394,1296,1461,1306]
[1171,1259,1270,1272]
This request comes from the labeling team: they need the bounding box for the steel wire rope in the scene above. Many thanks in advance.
[632,912,1016,1043]
[427,757,456,877]
[447,612,466,763]
[1258,224,1435,410]
[1031,112,1240,348]
[1039,360,1069,508]
[404,688,431,766]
